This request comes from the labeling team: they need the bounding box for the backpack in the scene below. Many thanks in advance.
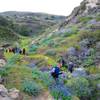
[51,66,60,75]
[54,66,60,75]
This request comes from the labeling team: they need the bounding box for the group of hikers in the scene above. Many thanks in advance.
[5,47,26,55]
[5,46,73,81]
[50,56,74,81]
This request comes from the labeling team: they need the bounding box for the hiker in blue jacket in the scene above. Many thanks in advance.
[50,63,62,81]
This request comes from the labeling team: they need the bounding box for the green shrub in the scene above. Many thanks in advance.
[0,55,22,77]
[7,54,21,65]
[63,26,78,37]
[32,68,53,87]
[86,66,100,74]
[45,49,56,56]
[66,77,90,97]
[0,68,8,76]
[22,79,42,96]
[78,16,92,23]
[82,56,94,67]
[78,30,100,42]
[51,88,72,100]
[96,14,100,21]
[29,44,38,52]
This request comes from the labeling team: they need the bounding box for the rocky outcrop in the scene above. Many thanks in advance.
[68,0,100,21]
[63,42,97,69]
[59,0,100,28]
[0,84,22,100]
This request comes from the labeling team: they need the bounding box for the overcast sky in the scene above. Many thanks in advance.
[0,0,83,16]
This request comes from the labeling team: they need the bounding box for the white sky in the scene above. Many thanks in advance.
[0,0,83,16]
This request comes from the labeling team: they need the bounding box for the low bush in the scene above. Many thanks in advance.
[29,44,38,52]
[66,77,91,98]
[45,49,56,56]
[50,85,72,100]
[0,68,8,77]
[86,66,100,74]
[96,14,100,21]
[32,68,53,87]
[0,55,20,77]
[82,56,95,67]
[62,26,78,37]
[22,79,42,96]
[78,30,100,43]
[78,16,92,23]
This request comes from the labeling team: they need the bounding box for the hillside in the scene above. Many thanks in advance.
[0,0,100,100]
[0,16,20,45]
[0,11,66,36]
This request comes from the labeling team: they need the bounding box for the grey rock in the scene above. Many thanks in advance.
[28,63,36,68]
[0,84,22,100]
[8,88,20,100]
[96,42,100,50]
[0,84,8,97]
[0,96,11,100]
[87,19,97,24]
[97,84,100,90]
[72,68,87,77]
[67,47,77,56]
[0,59,6,67]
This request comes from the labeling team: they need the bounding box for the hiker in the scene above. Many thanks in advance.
[68,61,74,73]
[58,56,66,67]
[19,49,22,54]
[12,48,15,54]
[5,49,8,53]
[50,63,62,81]
[8,48,12,53]
[22,48,26,55]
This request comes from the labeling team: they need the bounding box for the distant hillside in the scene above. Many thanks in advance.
[0,11,66,36]
[0,16,20,44]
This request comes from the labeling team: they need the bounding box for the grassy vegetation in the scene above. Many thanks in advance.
[4,66,33,89]
[86,66,100,74]
[78,16,93,23]
[96,13,100,21]
[28,54,56,65]
[0,26,19,43]
[78,30,100,42]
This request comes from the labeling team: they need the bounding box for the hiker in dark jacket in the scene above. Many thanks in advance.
[19,49,22,54]
[68,62,74,73]
[58,56,66,67]
[12,48,15,54]
[22,48,26,55]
